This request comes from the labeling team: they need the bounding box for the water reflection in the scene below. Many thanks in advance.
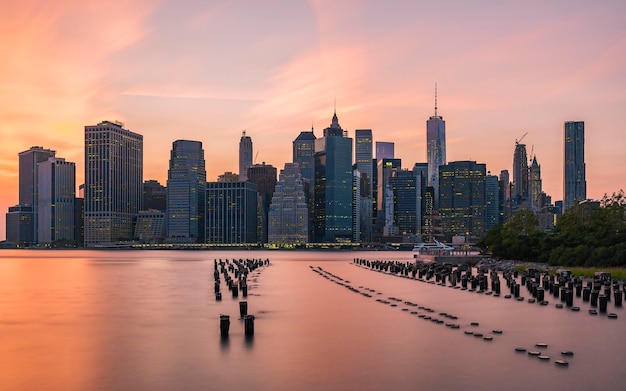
[0,249,624,391]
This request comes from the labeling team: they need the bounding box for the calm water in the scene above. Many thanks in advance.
[1,250,625,391]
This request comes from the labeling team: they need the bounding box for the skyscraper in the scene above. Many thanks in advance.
[37,157,75,244]
[564,121,586,211]
[293,128,316,185]
[239,131,253,181]
[18,146,56,242]
[390,169,420,235]
[248,162,277,243]
[377,158,401,234]
[268,163,309,245]
[426,85,446,204]
[355,129,373,241]
[530,155,542,212]
[512,141,529,204]
[143,180,167,212]
[485,173,500,232]
[206,181,258,244]
[375,141,394,160]
[438,161,486,241]
[314,111,353,242]
[5,205,34,246]
[84,121,143,246]
[166,140,206,243]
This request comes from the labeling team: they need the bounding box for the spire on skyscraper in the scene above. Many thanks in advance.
[434,82,438,117]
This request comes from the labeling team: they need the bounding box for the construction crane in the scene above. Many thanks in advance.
[516,131,528,146]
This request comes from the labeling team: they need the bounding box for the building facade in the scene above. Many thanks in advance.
[512,142,529,204]
[239,131,253,181]
[5,205,34,246]
[268,163,309,245]
[18,146,56,242]
[313,111,353,242]
[37,157,75,244]
[485,173,500,232]
[390,169,420,236]
[248,163,277,243]
[438,161,486,241]
[293,129,316,185]
[355,129,373,242]
[206,181,258,244]
[84,121,143,246]
[166,140,206,243]
[143,180,167,212]
[564,121,586,211]
[426,91,446,205]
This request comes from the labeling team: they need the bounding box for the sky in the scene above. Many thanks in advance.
[1,0,625,240]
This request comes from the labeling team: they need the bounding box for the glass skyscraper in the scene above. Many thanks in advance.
[426,87,446,205]
[166,140,206,243]
[438,161,486,241]
[355,129,373,241]
[84,121,143,246]
[313,111,353,242]
[293,128,316,185]
[37,157,75,244]
[206,181,258,244]
[564,121,586,211]
[512,142,529,203]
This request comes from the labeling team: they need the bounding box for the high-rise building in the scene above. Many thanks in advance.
[143,180,166,212]
[530,155,542,212]
[352,168,362,242]
[5,205,34,246]
[377,158,401,234]
[37,157,75,244]
[84,121,143,246]
[427,85,446,205]
[293,128,316,185]
[268,163,309,245]
[438,161,486,241]
[206,181,258,244]
[313,111,353,242]
[248,163,277,243]
[239,131,253,181]
[485,173,500,232]
[18,146,56,242]
[375,141,394,160]
[166,140,206,243]
[390,169,420,235]
[413,163,428,238]
[355,129,373,242]
[512,141,529,203]
[564,121,586,210]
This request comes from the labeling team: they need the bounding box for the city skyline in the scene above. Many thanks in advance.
[1,1,625,240]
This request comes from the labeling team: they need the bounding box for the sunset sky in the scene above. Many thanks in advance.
[1,0,625,240]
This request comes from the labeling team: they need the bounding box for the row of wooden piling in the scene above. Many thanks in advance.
[214,258,270,338]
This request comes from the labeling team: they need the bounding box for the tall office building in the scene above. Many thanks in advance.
[206,181,258,244]
[37,157,75,244]
[438,161,486,241]
[239,131,253,181]
[84,121,143,246]
[564,121,586,211]
[248,162,277,243]
[293,128,316,185]
[166,140,206,243]
[485,173,500,232]
[268,163,309,245]
[375,141,394,160]
[134,210,165,243]
[355,129,373,242]
[18,146,56,242]
[314,111,353,242]
[413,163,428,238]
[143,180,167,212]
[426,85,446,204]
[512,141,529,203]
[352,169,362,242]
[390,169,420,235]
[377,158,401,234]
[530,155,542,212]
[5,205,34,246]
